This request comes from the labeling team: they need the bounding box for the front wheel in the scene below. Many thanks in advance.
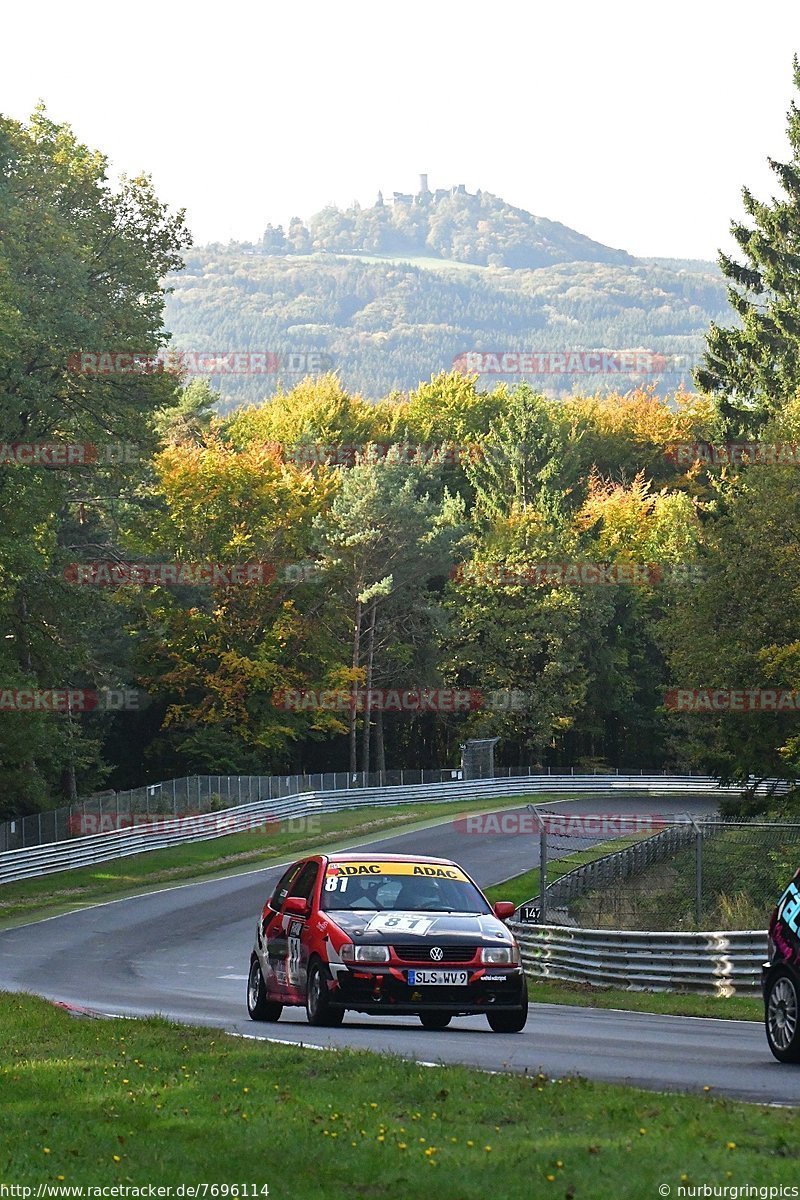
[765,967,800,1062]
[487,988,528,1033]
[419,1012,452,1030]
[306,959,344,1027]
[247,959,283,1022]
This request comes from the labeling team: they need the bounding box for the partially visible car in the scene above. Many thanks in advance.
[763,867,800,1061]
[247,852,528,1032]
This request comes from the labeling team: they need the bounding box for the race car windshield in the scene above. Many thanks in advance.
[321,862,491,913]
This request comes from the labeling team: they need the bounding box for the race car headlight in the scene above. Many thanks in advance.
[340,943,390,963]
[480,945,519,965]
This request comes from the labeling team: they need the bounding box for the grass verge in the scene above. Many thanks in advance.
[525,977,763,1022]
[1,993,794,1196]
[0,793,562,927]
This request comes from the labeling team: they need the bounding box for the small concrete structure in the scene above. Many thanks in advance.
[460,737,500,780]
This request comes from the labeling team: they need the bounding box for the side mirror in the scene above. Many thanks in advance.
[284,896,310,917]
[493,901,516,921]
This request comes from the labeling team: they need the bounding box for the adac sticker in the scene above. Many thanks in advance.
[325,861,468,881]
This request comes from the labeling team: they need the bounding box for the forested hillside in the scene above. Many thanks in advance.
[165,248,728,406]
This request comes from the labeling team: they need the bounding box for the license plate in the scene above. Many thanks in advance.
[407,969,469,986]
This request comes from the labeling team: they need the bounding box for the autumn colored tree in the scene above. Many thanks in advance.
[124,436,340,774]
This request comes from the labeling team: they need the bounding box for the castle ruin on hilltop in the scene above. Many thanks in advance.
[379,175,470,207]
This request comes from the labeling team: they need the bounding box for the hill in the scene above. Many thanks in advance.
[163,186,728,406]
[259,185,635,270]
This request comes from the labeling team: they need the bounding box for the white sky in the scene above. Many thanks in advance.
[4,0,800,259]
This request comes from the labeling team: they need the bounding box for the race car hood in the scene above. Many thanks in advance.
[325,909,515,946]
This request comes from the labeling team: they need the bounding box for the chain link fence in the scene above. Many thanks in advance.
[0,769,460,852]
[0,765,716,854]
[523,809,800,932]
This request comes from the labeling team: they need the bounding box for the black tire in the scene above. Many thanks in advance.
[247,958,283,1022]
[487,987,529,1033]
[306,958,344,1027]
[765,967,800,1062]
[419,1012,452,1030]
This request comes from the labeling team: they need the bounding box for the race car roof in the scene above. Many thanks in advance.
[325,852,458,866]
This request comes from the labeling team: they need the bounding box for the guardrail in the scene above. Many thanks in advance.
[0,773,770,886]
[512,922,767,996]
[0,764,741,853]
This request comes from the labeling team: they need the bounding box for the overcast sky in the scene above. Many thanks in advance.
[4,0,800,259]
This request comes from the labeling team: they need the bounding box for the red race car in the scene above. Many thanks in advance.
[247,852,528,1032]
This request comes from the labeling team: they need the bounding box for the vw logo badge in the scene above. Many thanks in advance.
[430,946,444,961]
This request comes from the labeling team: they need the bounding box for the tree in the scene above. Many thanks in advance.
[126,435,339,774]
[465,384,567,521]
[696,58,800,435]
[314,455,465,774]
[223,374,383,453]
[0,108,190,812]
[661,467,800,813]
[152,379,218,446]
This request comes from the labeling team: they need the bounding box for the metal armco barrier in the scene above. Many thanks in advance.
[0,773,774,885]
[512,923,767,996]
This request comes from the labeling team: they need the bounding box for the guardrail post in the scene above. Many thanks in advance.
[695,824,703,926]
[688,814,703,926]
[528,804,547,924]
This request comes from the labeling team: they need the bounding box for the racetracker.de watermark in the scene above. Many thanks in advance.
[665,442,800,466]
[452,350,701,376]
[68,812,323,837]
[0,1186,271,1198]
[0,441,142,468]
[452,561,709,586]
[66,350,333,376]
[451,561,663,586]
[271,687,530,713]
[0,688,146,712]
[453,812,669,836]
[273,441,483,466]
[665,689,800,713]
[61,561,322,587]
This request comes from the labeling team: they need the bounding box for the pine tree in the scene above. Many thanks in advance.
[696,57,800,436]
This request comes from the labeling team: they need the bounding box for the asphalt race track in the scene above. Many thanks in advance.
[1,794,796,1106]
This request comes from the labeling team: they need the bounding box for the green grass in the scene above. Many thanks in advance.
[1,993,794,1196]
[0,793,565,928]
[525,977,763,1021]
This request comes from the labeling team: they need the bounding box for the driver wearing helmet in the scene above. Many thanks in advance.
[396,876,441,911]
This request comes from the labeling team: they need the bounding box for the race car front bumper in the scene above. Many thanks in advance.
[331,964,527,1015]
